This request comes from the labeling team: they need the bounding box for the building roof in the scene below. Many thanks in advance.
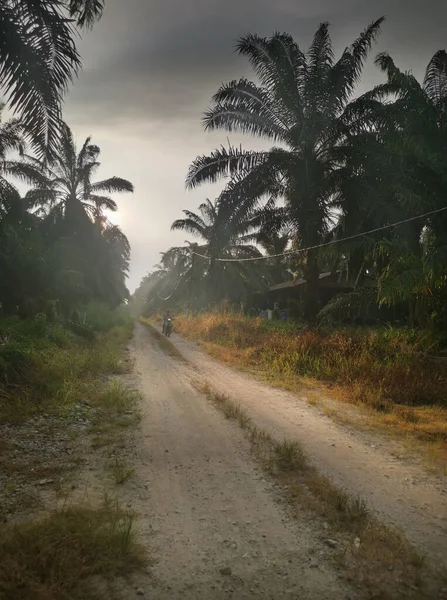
[269,271,377,292]
[269,272,332,291]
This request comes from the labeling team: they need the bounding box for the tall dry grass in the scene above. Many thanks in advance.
[175,314,447,445]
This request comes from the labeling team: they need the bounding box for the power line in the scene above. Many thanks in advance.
[191,206,447,263]
[156,274,184,301]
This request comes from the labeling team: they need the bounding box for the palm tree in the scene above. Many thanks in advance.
[186,19,384,321]
[256,230,292,285]
[170,199,267,306]
[0,0,103,156]
[26,123,133,234]
[364,50,447,326]
[0,103,48,205]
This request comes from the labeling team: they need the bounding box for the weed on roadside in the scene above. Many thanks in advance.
[0,498,145,600]
[93,380,141,415]
[174,314,447,463]
[109,458,135,484]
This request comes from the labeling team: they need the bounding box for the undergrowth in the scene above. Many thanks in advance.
[174,314,447,447]
[0,498,144,600]
[0,313,133,421]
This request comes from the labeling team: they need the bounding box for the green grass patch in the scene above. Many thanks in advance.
[93,380,141,415]
[0,313,134,422]
[109,459,135,485]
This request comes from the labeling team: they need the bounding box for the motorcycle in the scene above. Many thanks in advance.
[164,318,173,337]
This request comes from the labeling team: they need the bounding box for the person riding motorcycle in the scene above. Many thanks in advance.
[162,310,171,334]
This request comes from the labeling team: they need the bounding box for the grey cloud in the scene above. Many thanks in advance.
[69,0,446,128]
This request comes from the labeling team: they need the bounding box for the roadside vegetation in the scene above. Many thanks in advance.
[0,4,147,596]
[174,313,447,463]
[0,499,144,600]
[0,307,145,598]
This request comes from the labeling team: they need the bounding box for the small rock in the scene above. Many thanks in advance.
[38,478,54,486]
[324,539,338,549]
[354,537,361,549]
[220,566,232,576]
[136,588,145,596]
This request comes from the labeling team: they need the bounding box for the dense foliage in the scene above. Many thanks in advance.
[0,0,104,156]
[0,117,133,318]
[0,1,131,322]
[136,19,447,329]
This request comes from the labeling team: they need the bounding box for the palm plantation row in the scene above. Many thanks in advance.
[0,1,133,318]
[139,19,447,328]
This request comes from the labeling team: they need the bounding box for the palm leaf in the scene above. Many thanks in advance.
[423,49,447,109]
[89,177,134,194]
[186,146,269,189]
[68,0,104,28]
[204,78,288,142]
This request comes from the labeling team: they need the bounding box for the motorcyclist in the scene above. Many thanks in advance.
[162,310,171,334]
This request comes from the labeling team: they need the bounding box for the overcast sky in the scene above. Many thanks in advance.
[64,0,447,292]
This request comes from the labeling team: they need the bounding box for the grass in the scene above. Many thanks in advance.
[109,459,135,485]
[0,314,147,596]
[0,316,134,424]
[174,313,447,463]
[88,380,141,450]
[93,380,141,415]
[196,380,439,600]
[0,498,145,600]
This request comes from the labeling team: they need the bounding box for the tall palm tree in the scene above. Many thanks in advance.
[0,0,103,156]
[186,19,384,321]
[26,123,133,234]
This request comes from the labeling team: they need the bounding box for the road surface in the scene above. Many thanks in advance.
[131,322,354,599]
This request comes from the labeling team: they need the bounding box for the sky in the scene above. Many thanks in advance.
[64,0,447,292]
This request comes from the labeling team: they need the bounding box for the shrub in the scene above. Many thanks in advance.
[174,313,447,409]
[81,302,133,332]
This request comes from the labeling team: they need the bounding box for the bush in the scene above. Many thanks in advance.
[81,302,133,332]
[174,313,447,409]
[0,313,132,415]
[0,316,73,385]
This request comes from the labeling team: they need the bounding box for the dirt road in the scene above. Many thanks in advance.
[160,328,447,571]
[131,323,355,599]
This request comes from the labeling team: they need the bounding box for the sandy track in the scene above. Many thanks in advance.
[131,323,354,599]
[157,327,447,570]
